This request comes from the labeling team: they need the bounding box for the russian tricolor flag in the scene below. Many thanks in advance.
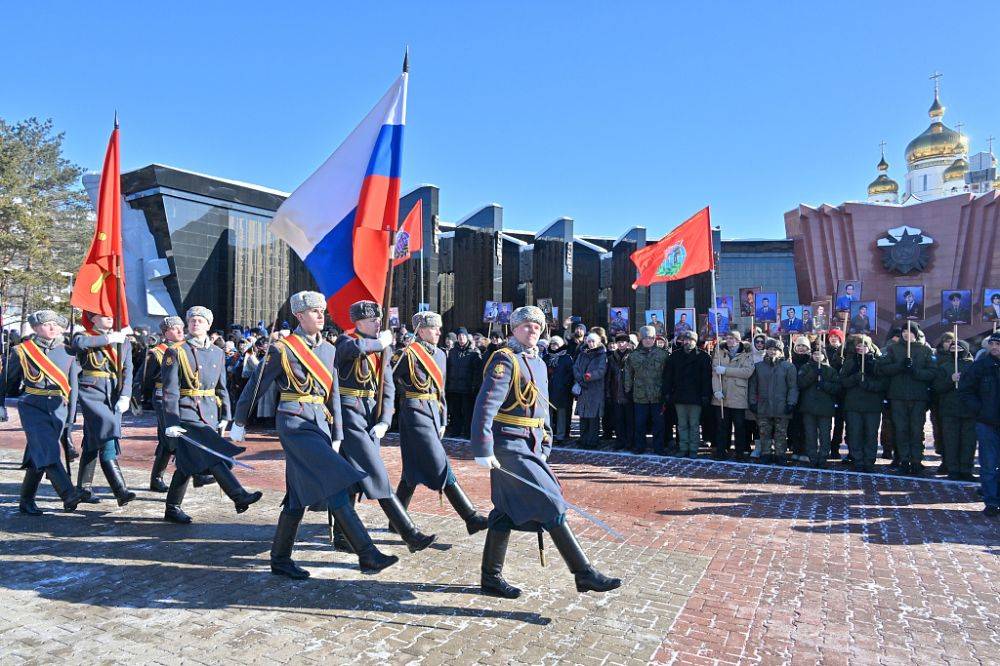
[270,65,407,330]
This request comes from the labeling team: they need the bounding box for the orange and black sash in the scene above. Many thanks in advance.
[349,333,381,386]
[18,340,71,399]
[279,334,334,396]
[150,343,168,362]
[406,343,444,394]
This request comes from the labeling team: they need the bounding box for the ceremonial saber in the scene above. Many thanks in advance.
[493,465,625,541]
[177,432,255,471]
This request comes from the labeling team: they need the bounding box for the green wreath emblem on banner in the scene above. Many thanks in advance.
[655,241,686,277]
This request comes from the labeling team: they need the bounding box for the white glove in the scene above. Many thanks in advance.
[165,425,187,438]
[105,331,126,345]
[120,326,134,337]
[217,420,228,434]
[714,391,725,400]
[714,365,727,375]
[542,453,549,462]
[115,396,131,413]
[331,439,341,453]
[369,422,389,439]
[377,330,394,349]
[438,426,446,439]
[475,455,501,469]
[229,423,246,442]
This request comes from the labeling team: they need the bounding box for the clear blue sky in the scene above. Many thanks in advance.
[5,2,999,240]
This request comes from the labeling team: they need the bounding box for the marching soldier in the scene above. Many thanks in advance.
[333,300,435,553]
[0,310,83,513]
[472,305,620,598]
[160,306,261,523]
[72,311,136,507]
[392,310,487,534]
[143,316,185,492]
[231,291,398,576]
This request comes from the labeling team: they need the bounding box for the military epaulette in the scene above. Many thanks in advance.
[483,347,515,377]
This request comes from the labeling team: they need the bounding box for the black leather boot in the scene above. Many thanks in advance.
[164,472,192,524]
[76,449,101,503]
[271,510,310,579]
[332,494,355,552]
[99,458,137,507]
[387,479,416,534]
[210,463,262,513]
[19,468,45,515]
[192,474,216,488]
[443,482,488,535]
[331,503,399,573]
[480,527,520,598]
[378,495,436,553]
[149,445,171,492]
[47,464,82,511]
[549,522,621,593]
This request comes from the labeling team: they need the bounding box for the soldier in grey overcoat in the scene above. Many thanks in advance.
[392,310,487,534]
[160,306,261,523]
[0,310,83,513]
[232,291,397,577]
[333,300,435,553]
[472,305,621,598]
[72,311,136,506]
[141,316,185,492]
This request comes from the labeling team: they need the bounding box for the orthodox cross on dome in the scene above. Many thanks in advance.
[988,135,995,155]
[879,140,887,154]
[929,71,943,93]
[956,121,965,137]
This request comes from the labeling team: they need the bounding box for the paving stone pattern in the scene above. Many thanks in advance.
[1,408,998,665]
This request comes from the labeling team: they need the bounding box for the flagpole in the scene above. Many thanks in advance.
[111,113,126,401]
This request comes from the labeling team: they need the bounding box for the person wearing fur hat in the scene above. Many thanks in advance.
[232,292,397,576]
[544,336,576,443]
[162,306,262,522]
[333,300,436,554]
[876,322,935,476]
[663,331,712,458]
[932,338,977,481]
[626,325,668,454]
[748,338,798,464]
[143,316,186,493]
[0,310,84,514]
[389,310,489,536]
[839,335,886,472]
[71,310,136,507]
[572,332,608,449]
[606,333,634,450]
[796,343,841,468]
[711,330,755,461]
[472,305,620,598]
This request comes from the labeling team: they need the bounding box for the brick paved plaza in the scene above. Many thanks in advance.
[1,408,998,665]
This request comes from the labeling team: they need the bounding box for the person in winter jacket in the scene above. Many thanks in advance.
[544,336,576,443]
[797,343,841,468]
[877,323,936,476]
[929,332,956,472]
[746,333,767,456]
[839,335,886,472]
[957,331,1000,516]
[662,330,712,457]
[825,328,847,461]
[606,334,634,450]
[933,339,977,481]
[710,331,755,460]
[788,335,812,461]
[573,333,608,448]
[625,326,669,454]
[446,328,482,438]
[748,338,798,464]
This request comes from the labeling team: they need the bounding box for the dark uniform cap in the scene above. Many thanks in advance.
[349,300,382,322]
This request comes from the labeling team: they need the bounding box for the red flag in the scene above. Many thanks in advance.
[631,207,714,289]
[392,200,423,267]
[71,122,129,327]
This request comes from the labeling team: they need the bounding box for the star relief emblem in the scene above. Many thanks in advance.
[877,226,933,274]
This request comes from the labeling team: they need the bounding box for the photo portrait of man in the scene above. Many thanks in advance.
[483,300,500,323]
[810,301,831,332]
[782,306,802,333]
[708,307,730,336]
[739,288,758,317]
[674,309,694,335]
[645,310,666,336]
[610,307,630,335]
[801,308,812,332]
[836,281,861,312]
[941,291,971,325]
[755,294,777,322]
[895,286,924,320]
[983,290,1000,322]
[849,301,875,334]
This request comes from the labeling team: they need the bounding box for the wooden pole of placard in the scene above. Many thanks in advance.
[840,312,848,358]
[953,324,960,387]
[906,319,912,359]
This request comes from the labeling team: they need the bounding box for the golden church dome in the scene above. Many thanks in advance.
[943,157,969,182]
[905,122,968,165]
[868,174,899,195]
[928,92,945,118]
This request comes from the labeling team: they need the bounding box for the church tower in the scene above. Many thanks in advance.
[903,74,969,202]
[867,144,899,204]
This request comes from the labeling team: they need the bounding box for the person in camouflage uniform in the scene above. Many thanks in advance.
[748,339,798,464]
[624,326,668,454]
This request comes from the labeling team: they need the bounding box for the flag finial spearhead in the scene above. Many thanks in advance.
[114,110,119,130]
[402,47,409,73]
